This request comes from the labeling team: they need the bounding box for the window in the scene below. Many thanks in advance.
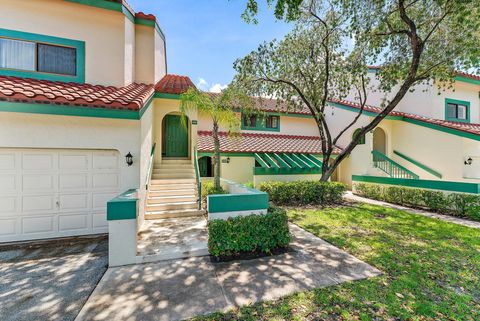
[242,113,280,132]
[0,29,85,83]
[0,38,76,76]
[445,98,470,123]
[265,115,279,129]
[353,128,366,145]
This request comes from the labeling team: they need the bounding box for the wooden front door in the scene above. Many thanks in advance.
[164,115,188,157]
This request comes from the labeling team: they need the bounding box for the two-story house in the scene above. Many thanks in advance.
[0,0,479,244]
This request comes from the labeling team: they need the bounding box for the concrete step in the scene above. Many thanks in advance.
[153,164,194,170]
[146,201,198,212]
[148,188,197,196]
[152,173,195,180]
[158,159,191,165]
[147,195,197,204]
[150,178,196,185]
[152,168,195,175]
[145,209,205,220]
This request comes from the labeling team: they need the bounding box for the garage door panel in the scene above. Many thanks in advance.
[23,174,54,191]
[59,173,88,190]
[0,174,18,193]
[59,153,90,170]
[22,153,55,170]
[0,152,16,170]
[0,196,17,214]
[93,153,118,170]
[59,193,89,211]
[1,148,119,242]
[92,173,119,189]
[59,214,89,232]
[0,218,16,236]
[22,195,55,212]
[92,212,108,229]
[22,215,55,234]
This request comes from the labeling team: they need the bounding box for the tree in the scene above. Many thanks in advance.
[179,87,253,190]
[234,0,480,181]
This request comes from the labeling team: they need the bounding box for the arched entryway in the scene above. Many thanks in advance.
[198,156,213,177]
[373,127,387,154]
[162,114,189,158]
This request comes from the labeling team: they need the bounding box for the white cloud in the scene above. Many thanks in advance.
[209,83,228,93]
[196,78,209,91]
[196,77,228,93]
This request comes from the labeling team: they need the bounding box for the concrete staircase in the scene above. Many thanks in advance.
[145,159,205,220]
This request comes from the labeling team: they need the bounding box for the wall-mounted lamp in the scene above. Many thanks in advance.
[125,152,133,166]
[464,157,473,165]
[222,157,231,164]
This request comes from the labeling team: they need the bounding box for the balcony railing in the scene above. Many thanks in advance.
[372,150,419,179]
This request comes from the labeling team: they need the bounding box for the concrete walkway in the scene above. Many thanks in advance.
[345,191,480,229]
[76,224,381,321]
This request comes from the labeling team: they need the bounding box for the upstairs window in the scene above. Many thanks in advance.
[242,113,280,132]
[353,128,366,145]
[0,29,84,83]
[0,38,76,76]
[445,98,470,123]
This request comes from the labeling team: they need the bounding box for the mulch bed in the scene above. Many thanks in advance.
[210,246,291,263]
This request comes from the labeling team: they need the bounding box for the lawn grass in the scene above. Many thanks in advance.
[194,202,480,321]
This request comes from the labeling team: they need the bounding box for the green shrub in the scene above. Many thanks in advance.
[354,183,480,222]
[201,181,227,207]
[207,207,291,257]
[258,180,346,206]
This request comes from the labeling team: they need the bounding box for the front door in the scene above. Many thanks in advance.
[164,115,188,157]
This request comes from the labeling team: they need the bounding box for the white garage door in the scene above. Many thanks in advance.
[0,149,120,243]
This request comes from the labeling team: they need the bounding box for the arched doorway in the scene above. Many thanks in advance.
[162,114,189,158]
[373,127,387,154]
[198,156,213,177]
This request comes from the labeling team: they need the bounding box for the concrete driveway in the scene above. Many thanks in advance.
[0,235,108,321]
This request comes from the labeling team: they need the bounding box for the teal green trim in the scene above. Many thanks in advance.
[207,191,268,213]
[393,150,442,179]
[304,154,323,167]
[372,150,419,179]
[329,102,403,120]
[254,167,322,176]
[353,128,366,145]
[262,153,280,168]
[444,98,470,123]
[198,152,256,157]
[138,97,154,118]
[282,153,301,168]
[454,75,480,86]
[154,92,181,99]
[241,112,281,132]
[402,118,480,141]
[134,17,166,41]
[107,189,138,220]
[0,101,139,120]
[0,28,85,83]
[254,153,270,168]
[272,153,290,168]
[291,153,312,168]
[352,175,480,194]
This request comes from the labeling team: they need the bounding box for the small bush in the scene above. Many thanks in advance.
[258,180,346,206]
[354,183,480,221]
[201,181,226,205]
[207,207,291,257]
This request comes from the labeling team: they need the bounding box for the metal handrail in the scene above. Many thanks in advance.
[372,150,419,179]
[145,143,156,190]
[193,145,202,210]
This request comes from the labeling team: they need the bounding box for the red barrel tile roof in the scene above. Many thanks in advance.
[155,74,196,95]
[0,76,154,110]
[197,130,341,154]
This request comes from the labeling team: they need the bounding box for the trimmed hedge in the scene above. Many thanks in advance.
[355,183,480,221]
[208,207,291,257]
[201,180,226,206]
[258,180,346,206]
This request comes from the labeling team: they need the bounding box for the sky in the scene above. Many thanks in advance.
[128,0,293,92]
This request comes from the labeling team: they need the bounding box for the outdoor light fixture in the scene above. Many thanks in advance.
[222,157,231,164]
[464,157,473,165]
[125,152,133,166]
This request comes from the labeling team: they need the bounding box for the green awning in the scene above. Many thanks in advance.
[253,153,323,175]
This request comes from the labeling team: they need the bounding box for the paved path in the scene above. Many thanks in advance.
[76,224,381,321]
[345,191,480,229]
[0,236,108,321]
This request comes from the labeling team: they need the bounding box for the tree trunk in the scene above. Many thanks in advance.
[212,121,221,190]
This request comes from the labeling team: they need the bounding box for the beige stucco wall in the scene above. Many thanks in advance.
[154,31,167,83]
[138,104,154,225]
[219,156,255,184]
[134,25,166,84]
[0,111,141,193]
[1,0,134,87]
